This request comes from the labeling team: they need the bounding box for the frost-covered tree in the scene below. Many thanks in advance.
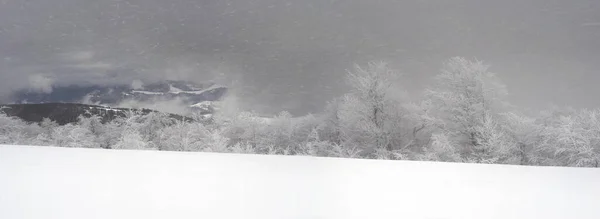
[0,113,28,145]
[336,61,413,157]
[29,132,52,146]
[48,124,97,148]
[537,109,600,167]
[503,112,541,165]
[317,99,343,145]
[66,126,97,148]
[221,111,266,148]
[229,142,256,154]
[426,57,516,163]
[112,127,150,150]
[401,99,441,157]
[137,112,177,148]
[160,120,208,151]
[218,108,321,155]
[258,111,300,154]
[298,127,360,158]
[469,113,516,164]
[343,61,395,150]
[99,120,125,149]
[77,115,110,148]
[39,118,59,136]
[421,133,462,162]
[201,128,230,153]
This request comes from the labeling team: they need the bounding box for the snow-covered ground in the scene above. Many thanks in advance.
[1,145,599,219]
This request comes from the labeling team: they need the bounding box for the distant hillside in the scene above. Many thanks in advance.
[9,80,227,115]
[0,103,193,125]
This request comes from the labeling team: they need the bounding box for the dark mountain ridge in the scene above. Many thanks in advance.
[1,103,193,125]
[9,80,227,114]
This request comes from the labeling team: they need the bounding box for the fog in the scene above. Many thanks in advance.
[1,0,600,115]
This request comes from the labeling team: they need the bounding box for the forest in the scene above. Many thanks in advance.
[1,57,599,167]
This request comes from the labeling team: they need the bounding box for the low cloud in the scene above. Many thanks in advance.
[131,80,144,90]
[115,97,192,116]
[27,74,55,93]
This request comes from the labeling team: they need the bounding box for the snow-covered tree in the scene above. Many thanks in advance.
[201,128,230,153]
[286,113,320,153]
[258,111,297,154]
[112,127,150,150]
[502,112,541,165]
[160,120,208,151]
[336,61,412,156]
[221,111,265,148]
[317,99,343,145]
[77,115,110,148]
[65,125,97,148]
[426,57,515,163]
[469,113,516,164]
[537,109,600,167]
[99,120,125,149]
[229,142,256,154]
[0,113,28,145]
[420,133,462,162]
[29,132,52,146]
[47,124,97,148]
[39,118,59,136]
[137,112,177,148]
[299,127,357,158]
[401,99,442,157]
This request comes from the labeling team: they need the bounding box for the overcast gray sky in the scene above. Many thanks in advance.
[1,0,600,114]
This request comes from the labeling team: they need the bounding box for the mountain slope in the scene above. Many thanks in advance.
[0,103,192,125]
[10,80,227,114]
[1,145,599,219]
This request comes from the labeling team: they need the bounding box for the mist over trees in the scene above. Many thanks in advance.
[1,57,599,167]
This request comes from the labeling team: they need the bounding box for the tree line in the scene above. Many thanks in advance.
[1,57,599,167]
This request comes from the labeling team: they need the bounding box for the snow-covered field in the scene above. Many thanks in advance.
[1,145,599,219]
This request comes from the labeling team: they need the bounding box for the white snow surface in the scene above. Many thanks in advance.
[1,145,599,219]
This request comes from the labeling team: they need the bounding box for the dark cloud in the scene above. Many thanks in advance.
[1,0,600,114]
